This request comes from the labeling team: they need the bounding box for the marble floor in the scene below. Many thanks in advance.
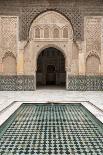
[0,89,103,125]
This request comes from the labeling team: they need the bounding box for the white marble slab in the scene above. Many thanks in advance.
[0,89,103,125]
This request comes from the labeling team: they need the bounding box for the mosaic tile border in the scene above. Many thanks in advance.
[0,75,35,91]
[0,75,103,91]
[0,104,23,138]
[0,103,103,136]
[68,76,103,91]
[0,103,103,155]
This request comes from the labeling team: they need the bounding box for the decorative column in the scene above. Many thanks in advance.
[65,40,73,90]
[65,66,71,90]
[17,41,27,75]
[77,41,85,75]
[33,71,36,90]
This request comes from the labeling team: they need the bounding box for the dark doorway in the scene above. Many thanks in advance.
[46,65,56,85]
[36,47,66,87]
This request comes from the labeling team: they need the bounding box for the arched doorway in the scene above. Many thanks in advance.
[23,10,74,90]
[36,47,66,87]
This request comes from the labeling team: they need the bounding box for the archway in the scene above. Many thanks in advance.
[36,47,66,87]
[24,10,74,90]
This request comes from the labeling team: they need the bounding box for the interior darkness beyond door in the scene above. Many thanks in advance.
[37,47,65,86]
[46,65,56,85]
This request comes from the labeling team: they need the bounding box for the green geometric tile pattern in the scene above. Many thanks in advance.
[0,103,103,155]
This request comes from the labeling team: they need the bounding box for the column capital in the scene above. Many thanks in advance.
[76,41,83,51]
[65,65,71,72]
[18,41,27,50]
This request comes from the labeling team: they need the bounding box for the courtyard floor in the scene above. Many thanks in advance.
[0,88,103,125]
[0,103,103,155]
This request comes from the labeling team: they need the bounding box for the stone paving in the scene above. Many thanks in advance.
[0,89,103,125]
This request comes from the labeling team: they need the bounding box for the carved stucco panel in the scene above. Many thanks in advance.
[0,16,18,60]
[29,11,73,40]
[85,16,102,56]
[19,7,83,41]
[84,16,103,75]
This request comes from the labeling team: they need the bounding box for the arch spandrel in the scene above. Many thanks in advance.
[20,7,83,41]
[29,11,73,40]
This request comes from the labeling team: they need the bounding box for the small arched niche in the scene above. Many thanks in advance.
[53,27,60,38]
[63,27,68,38]
[2,52,16,75]
[86,55,100,75]
[44,27,49,38]
[35,27,41,38]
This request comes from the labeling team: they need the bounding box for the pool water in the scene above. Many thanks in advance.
[0,103,103,155]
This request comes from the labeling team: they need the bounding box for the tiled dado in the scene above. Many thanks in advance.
[68,76,103,91]
[0,75,103,91]
[0,75,35,91]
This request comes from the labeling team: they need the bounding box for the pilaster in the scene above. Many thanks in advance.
[77,41,85,75]
[17,41,27,75]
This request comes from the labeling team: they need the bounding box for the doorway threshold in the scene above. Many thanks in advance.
[36,86,66,90]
